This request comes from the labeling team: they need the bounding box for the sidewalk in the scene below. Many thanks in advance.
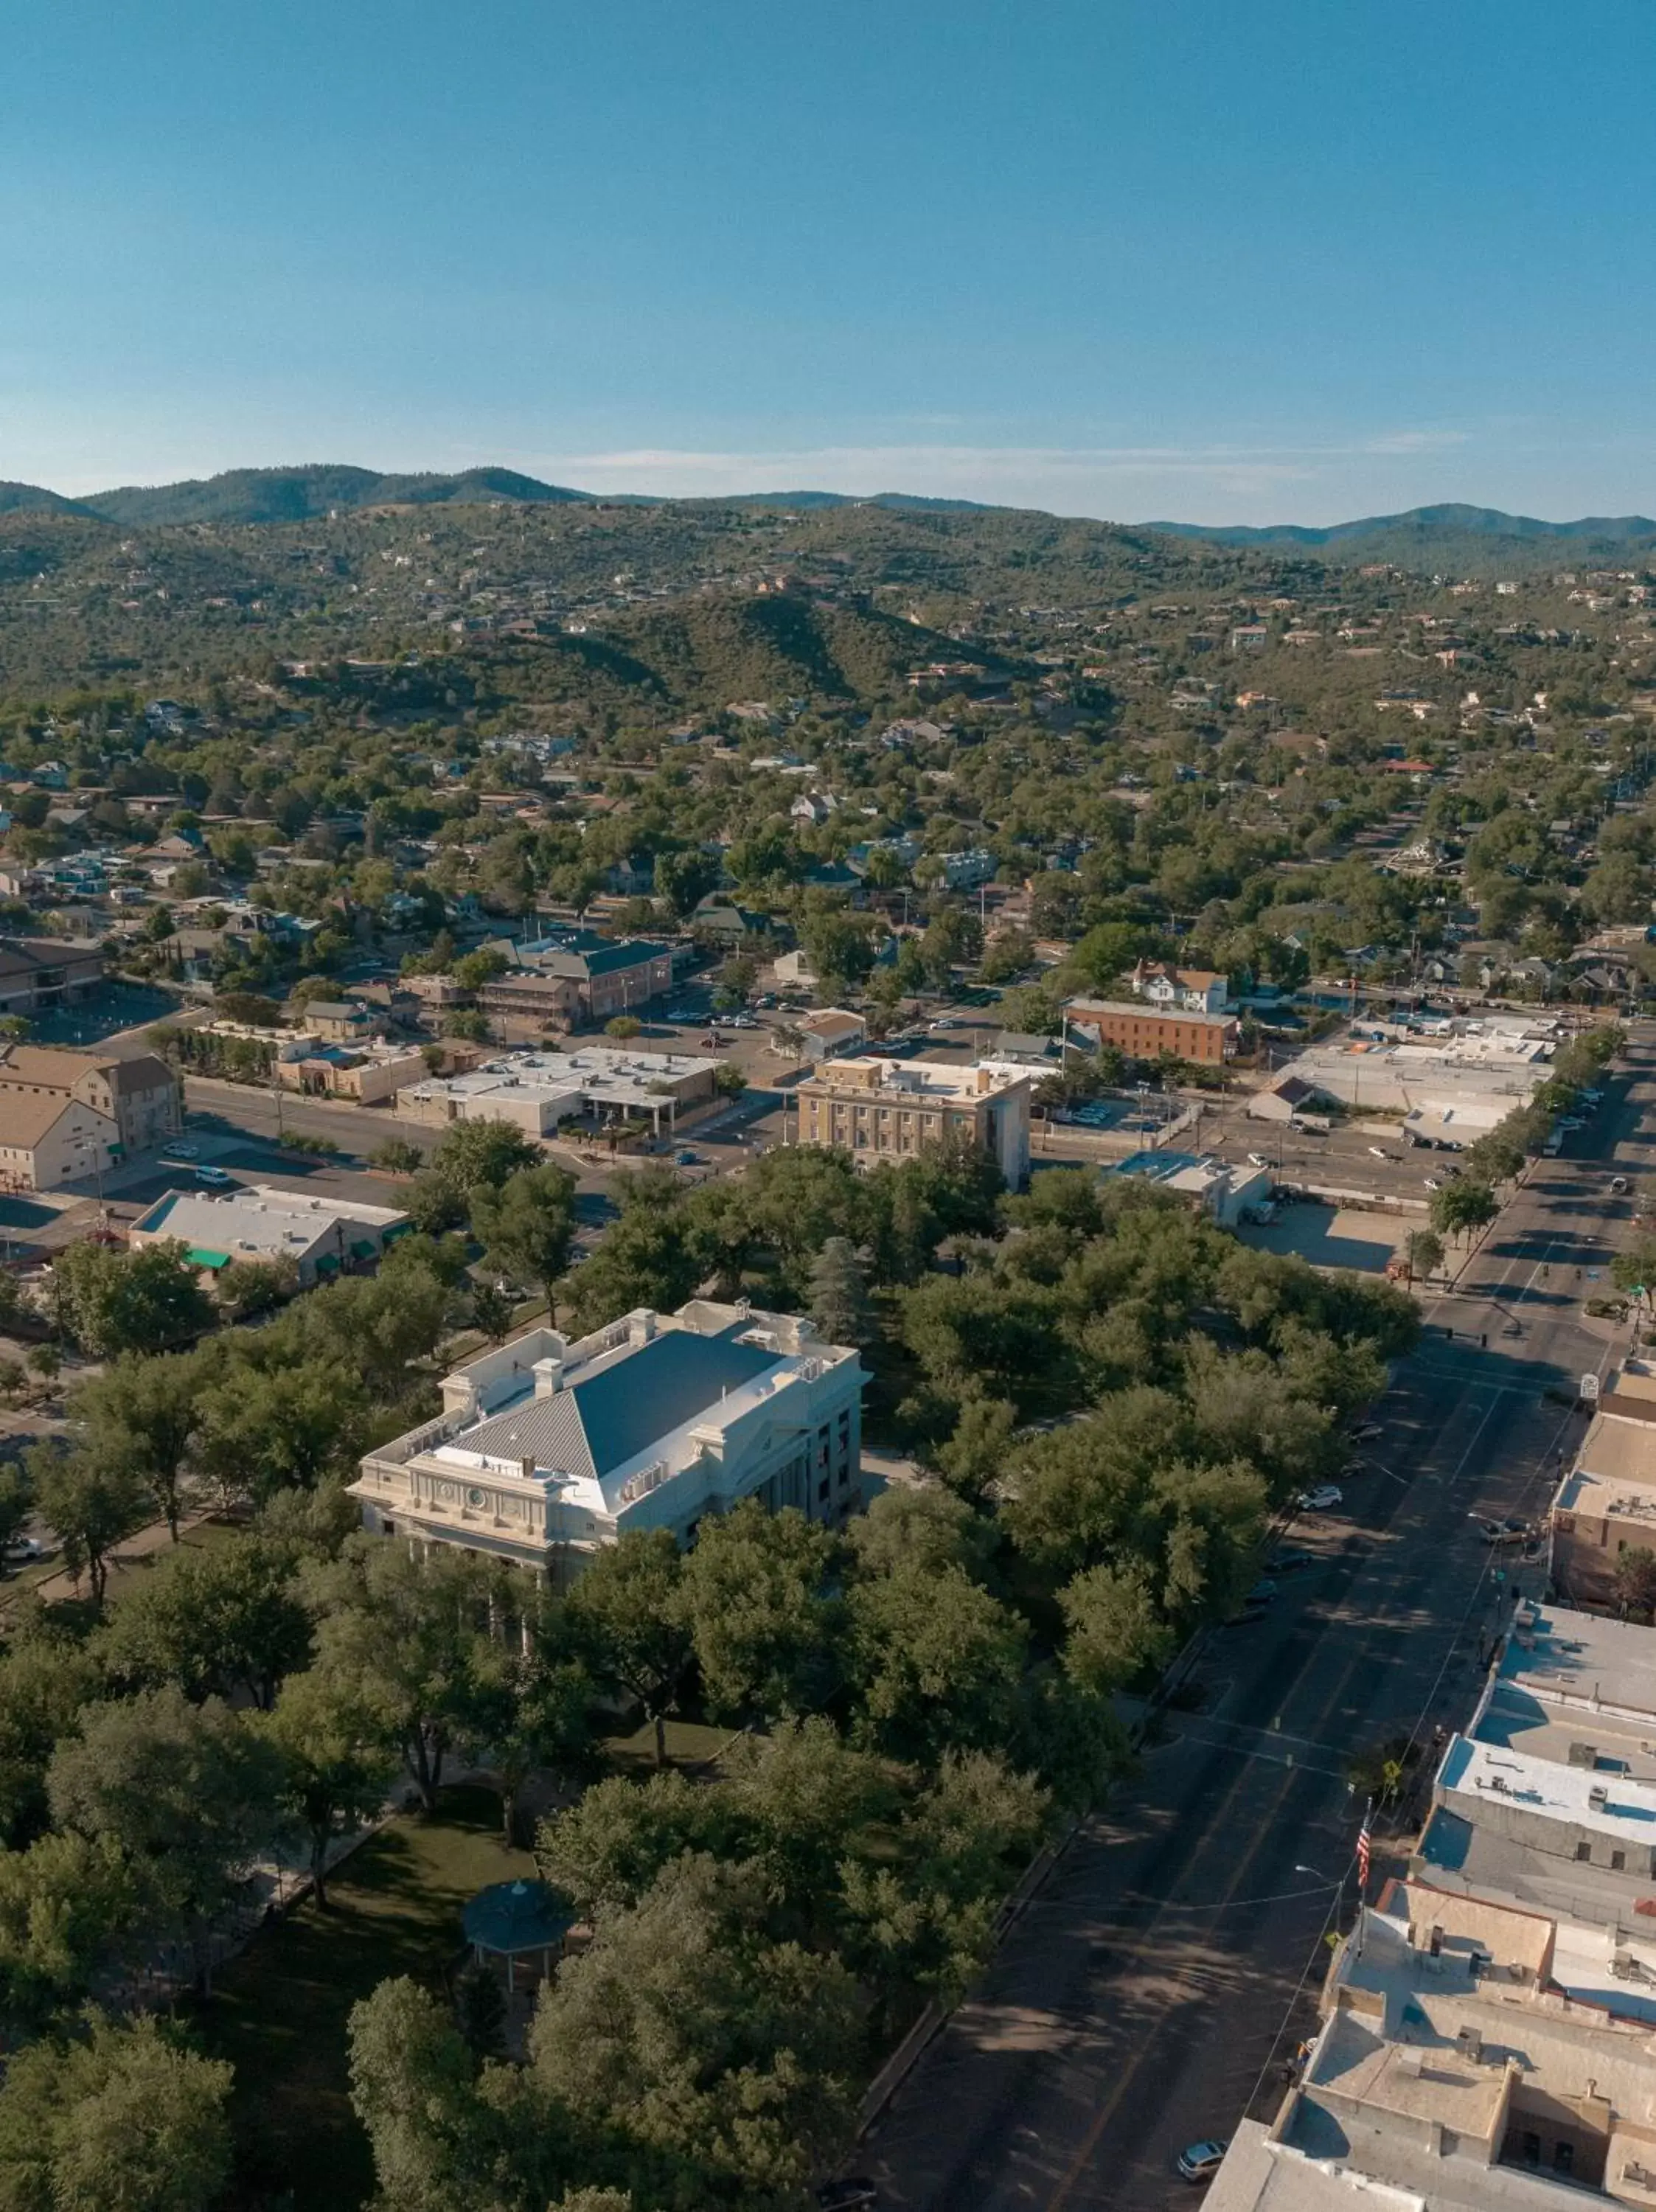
[8,1506,220,1610]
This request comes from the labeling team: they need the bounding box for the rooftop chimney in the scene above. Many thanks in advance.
[628,1311,657,1349]
[532,1355,564,1399]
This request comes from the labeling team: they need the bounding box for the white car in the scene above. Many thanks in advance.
[1298,1485,1344,1512]
[1177,2141,1230,2185]
[1367,1145,1393,1161]
[2,1536,51,1565]
[1424,1177,1441,1191]
[160,1141,200,1161]
[1248,1152,1267,1167]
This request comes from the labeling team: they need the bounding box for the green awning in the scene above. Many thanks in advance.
[187,1246,232,1270]
[381,1220,414,1242]
[350,1239,376,1260]
[314,1252,340,1275]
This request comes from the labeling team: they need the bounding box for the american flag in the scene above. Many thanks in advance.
[1357,1806,1373,1892]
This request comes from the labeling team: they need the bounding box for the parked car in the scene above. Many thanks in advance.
[1243,1578,1278,1605]
[1247,1152,1268,1167]
[159,1142,200,1162]
[2,1536,51,1565]
[816,2182,879,2211]
[1367,1145,1394,1161]
[1611,1175,1630,1194]
[1267,1549,1318,1574]
[1297,1485,1344,1512]
[674,1148,700,1166]
[1478,1517,1532,1546]
[1353,1423,1382,1442]
[1423,1177,1441,1192]
[195,1165,234,1188]
[1177,2141,1229,2184]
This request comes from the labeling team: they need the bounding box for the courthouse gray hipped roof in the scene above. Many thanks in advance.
[462,1326,780,1480]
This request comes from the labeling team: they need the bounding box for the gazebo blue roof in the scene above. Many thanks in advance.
[462,1878,576,1955]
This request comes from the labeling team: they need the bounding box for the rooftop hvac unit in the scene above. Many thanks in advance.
[1590,1784,1610,1809]
[1569,1742,1601,1768]
[1456,2025,1484,2062]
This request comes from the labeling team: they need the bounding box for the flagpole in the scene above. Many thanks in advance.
[1357,1795,1373,1902]
[1354,1795,1374,1961]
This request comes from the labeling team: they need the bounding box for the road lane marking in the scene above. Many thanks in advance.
[1038,1385,1511,2211]
[1161,1725,1349,1779]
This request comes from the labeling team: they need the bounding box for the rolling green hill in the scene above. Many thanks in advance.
[0,481,100,519]
[599,589,1015,711]
[1147,502,1656,574]
[83,464,597,526]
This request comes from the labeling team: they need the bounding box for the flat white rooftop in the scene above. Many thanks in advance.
[403,1044,717,1114]
[1438,1731,1656,1852]
[131,1183,408,1259]
[803,1054,1029,1101]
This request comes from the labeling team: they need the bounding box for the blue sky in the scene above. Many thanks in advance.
[4,0,1655,523]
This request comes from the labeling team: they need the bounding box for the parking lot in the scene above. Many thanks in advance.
[1194,1107,1444,1206]
[1231,1200,1409,1274]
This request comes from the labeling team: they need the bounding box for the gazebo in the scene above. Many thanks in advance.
[462,1879,577,1992]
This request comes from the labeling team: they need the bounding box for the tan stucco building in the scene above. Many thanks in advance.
[0,1044,181,1183]
[1550,1391,1656,1608]
[793,1055,1031,1186]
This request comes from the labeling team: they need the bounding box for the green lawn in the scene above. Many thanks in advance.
[202,1784,532,2212]
[0,1514,242,1619]
[602,1715,740,1774]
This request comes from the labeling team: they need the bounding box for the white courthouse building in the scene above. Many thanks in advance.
[349,1300,866,1586]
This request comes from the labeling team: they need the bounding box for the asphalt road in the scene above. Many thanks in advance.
[864,1027,1655,2212]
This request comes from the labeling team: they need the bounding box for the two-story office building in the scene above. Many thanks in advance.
[349,1301,866,1587]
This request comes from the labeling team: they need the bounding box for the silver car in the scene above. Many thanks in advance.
[1178,2140,1229,2184]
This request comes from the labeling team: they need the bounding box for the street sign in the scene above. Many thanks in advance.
[1581,1372,1601,1402]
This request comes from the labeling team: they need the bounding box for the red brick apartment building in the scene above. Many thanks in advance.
[1063,997,1240,1065]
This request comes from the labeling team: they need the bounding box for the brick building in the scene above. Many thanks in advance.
[1063,997,1239,1065]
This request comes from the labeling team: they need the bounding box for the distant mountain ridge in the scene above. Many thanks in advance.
[0,469,1652,570]
[1145,502,1656,548]
[0,465,1009,526]
[82,464,598,526]
[0,481,101,518]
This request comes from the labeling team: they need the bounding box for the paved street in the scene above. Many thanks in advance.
[864,1028,1654,2212]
